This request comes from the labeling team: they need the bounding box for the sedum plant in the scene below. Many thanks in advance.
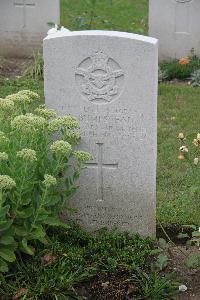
[190,69,200,87]
[158,66,168,83]
[0,90,92,272]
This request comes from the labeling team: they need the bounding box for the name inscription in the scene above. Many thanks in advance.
[79,106,147,140]
[74,205,143,228]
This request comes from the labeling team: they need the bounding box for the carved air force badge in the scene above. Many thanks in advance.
[75,50,124,104]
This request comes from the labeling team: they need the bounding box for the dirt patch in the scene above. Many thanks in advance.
[76,271,137,300]
[169,246,200,300]
[75,246,200,300]
[0,56,32,78]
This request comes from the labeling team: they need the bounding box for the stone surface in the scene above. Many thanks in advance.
[0,0,60,57]
[44,30,158,236]
[149,0,200,61]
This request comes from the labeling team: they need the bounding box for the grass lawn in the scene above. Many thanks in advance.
[157,84,200,226]
[61,0,148,34]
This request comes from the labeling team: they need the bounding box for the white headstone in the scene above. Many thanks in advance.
[149,0,200,61]
[0,0,60,57]
[44,30,158,236]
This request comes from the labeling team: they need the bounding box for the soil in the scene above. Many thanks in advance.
[170,246,200,300]
[0,56,31,79]
[0,57,199,300]
[76,271,137,300]
[75,246,200,300]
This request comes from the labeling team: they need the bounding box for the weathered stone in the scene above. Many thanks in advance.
[0,0,60,57]
[149,0,200,61]
[44,30,158,236]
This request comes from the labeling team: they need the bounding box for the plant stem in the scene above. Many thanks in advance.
[158,220,188,257]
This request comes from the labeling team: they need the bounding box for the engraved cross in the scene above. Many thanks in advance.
[85,143,118,202]
[14,0,36,28]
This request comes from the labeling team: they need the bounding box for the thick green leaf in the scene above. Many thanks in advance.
[149,249,162,256]
[155,254,169,271]
[21,198,32,206]
[64,187,78,198]
[0,205,10,218]
[186,253,200,268]
[36,208,49,221]
[19,238,35,256]
[37,236,49,245]
[29,226,46,240]
[15,208,33,219]
[0,247,16,262]
[14,226,28,237]
[0,259,8,273]
[45,196,60,206]
[0,235,15,245]
[177,233,189,239]
[44,217,70,229]
[192,231,200,237]
[158,238,168,249]
[0,220,13,232]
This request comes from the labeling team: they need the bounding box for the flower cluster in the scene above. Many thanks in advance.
[63,131,81,145]
[193,133,200,147]
[50,140,72,157]
[178,132,199,165]
[0,98,15,111]
[35,105,56,119]
[48,116,80,132]
[74,151,93,162]
[17,148,37,162]
[43,174,57,188]
[17,90,40,101]
[0,175,16,190]
[11,113,46,132]
[0,132,9,145]
[58,116,80,129]
[6,93,30,105]
[0,152,8,162]
[179,57,190,65]
[6,90,40,105]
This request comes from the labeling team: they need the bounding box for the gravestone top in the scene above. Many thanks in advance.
[0,0,60,57]
[44,30,158,44]
[44,30,158,236]
[149,0,200,61]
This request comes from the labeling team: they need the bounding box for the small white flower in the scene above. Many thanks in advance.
[179,284,187,292]
[60,26,70,33]
[193,139,199,147]
[43,174,57,188]
[194,157,199,165]
[47,24,58,35]
[178,132,185,140]
[179,145,188,153]
[197,133,200,140]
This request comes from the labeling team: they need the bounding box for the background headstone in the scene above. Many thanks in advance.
[44,30,158,236]
[149,0,200,61]
[0,0,60,57]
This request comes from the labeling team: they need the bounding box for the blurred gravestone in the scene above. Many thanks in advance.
[149,0,200,61]
[0,0,60,57]
[44,30,158,236]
